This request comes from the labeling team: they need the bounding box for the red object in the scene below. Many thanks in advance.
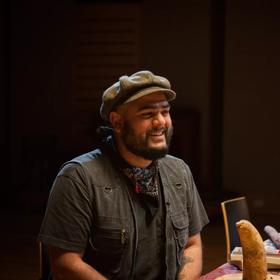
[135,183,141,193]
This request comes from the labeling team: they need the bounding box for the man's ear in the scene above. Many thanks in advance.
[109,111,123,132]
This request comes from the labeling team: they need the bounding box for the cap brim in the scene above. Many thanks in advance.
[124,87,176,104]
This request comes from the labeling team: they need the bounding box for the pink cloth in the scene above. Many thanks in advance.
[200,263,280,279]
[199,263,239,279]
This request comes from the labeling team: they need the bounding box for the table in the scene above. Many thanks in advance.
[199,263,280,279]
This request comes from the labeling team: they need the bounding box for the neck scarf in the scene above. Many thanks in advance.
[101,133,160,202]
[123,161,159,201]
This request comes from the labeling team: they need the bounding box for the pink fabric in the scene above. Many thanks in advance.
[199,263,239,279]
[200,263,280,279]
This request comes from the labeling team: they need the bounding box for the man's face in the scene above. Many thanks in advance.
[117,92,173,160]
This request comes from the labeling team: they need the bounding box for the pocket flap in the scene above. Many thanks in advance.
[171,212,189,230]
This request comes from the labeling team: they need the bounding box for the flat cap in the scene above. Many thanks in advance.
[100,70,176,121]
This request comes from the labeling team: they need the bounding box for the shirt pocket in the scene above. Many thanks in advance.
[171,212,189,266]
[89,224,129,277]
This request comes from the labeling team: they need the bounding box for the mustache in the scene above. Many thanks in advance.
[148,126,167,134]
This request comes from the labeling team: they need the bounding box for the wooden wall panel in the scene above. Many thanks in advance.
[66,3,140,151]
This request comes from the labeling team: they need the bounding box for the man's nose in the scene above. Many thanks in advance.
[152,113,165,126]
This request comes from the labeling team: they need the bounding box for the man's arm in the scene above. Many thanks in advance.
[177,233,203,280]
[49,246,108,280]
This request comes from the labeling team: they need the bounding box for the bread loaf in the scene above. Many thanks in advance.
[236,220,267,280]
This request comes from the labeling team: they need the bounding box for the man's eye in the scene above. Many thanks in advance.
[141,113,153,118]
[161,109,170,117]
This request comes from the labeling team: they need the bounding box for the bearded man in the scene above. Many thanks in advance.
[38,70,209,280]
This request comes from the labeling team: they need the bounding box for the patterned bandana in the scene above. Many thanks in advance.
[123,161,159,201]
[101,134,160,204]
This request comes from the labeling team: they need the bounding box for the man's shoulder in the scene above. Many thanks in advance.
[164,154,181,160]
[159,154,191,174]
[58,148,109,174]
[71,148,103,164]
[160,154,184,165]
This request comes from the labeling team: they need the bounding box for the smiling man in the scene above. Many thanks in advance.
[111,92,173,167]
[38,70,209,280]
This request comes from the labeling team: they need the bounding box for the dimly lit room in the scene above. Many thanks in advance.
[2,0,280,279]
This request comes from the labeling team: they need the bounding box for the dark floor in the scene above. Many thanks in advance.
[1,209,42,280]
[1,207,278,280]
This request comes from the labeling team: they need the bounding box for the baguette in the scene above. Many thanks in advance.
[236,219,267,280]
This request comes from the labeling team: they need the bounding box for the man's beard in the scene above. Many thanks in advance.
[121,121,173,161]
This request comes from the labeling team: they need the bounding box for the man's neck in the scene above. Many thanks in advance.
[114,138,152,168]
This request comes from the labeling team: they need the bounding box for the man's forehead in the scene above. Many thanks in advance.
[137,100,170,111]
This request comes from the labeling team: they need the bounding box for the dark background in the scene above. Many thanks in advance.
[1,0,280,279]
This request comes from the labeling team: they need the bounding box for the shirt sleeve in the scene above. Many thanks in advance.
[183,162,209,236]
[188,184,209,236]
[38,163,93,252]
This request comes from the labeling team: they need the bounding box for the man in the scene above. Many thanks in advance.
[38,70,209,280]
